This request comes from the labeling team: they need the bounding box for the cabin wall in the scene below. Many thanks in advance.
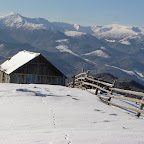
[13,55,64,76]
[0,71,10,83]
[10,73,65,85]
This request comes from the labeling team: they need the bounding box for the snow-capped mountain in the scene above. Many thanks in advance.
[0,12,144,85]
[91,24,144,39]
[0,12,53,30]
[0,12,144,40]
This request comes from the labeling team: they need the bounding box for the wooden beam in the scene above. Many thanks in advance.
[98,96,109,101]
[107,93,144,104]
[110,88,144,97]
[86,77,113,87]
[83,82,109,93]
[75,77,85,81]
[75,73,87,78]
[99,98,144,115]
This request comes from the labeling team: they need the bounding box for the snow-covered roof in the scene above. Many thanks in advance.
[0,50,40,74]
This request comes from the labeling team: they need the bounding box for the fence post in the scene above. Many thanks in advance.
[95,88,98,95]
[72,75,75,88]
[107,80,116,104]
[136,97,144,117]
[94,79,99,95]
[81,69,84,78]
[86,70,90,77]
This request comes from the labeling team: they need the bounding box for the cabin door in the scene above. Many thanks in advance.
[58,77,63,85]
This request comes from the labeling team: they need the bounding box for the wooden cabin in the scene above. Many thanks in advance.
[0,50,66,85]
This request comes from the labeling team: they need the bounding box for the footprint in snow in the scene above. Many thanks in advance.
[109,113,117,116]
[93,120,110,123]
[67,94,72,97]
[72,98,79,101]
[94,109,101,112]
[45,89,49,92]
[103,120,110,122]
[64,133,72,144]
[93,122,97,123]
[94,109,106,114]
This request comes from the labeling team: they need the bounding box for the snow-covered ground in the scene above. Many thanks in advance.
[56,45,78,56]
[0,83,144,144]
[64,31,86,37]
[105,39,116,43]
[56,39,79,56]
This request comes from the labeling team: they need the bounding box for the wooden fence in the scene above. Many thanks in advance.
[67,70,144,117]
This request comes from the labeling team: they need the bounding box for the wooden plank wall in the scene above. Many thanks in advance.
[14,55,64,77]
[0,71,10,83]
[10,73,65,85]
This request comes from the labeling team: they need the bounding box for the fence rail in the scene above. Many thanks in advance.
[67,70,144,117]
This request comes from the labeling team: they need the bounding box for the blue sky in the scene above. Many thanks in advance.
[0,0,144,26]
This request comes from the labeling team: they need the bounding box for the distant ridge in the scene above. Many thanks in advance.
[0,12,144,39]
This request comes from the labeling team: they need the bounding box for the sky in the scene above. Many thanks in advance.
[0,0,144,27]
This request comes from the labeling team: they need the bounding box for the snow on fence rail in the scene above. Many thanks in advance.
[67,70,144,117]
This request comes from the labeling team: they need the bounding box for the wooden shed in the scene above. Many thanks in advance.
[0,50,66,85]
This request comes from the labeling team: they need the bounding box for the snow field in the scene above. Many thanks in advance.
[0,84,144,144]
[64,31,86,37]
[83,50,110,58]
[56,39,78,56]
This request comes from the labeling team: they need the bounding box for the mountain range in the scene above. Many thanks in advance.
[0,12,144,85]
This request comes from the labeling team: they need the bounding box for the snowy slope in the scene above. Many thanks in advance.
[64,31,86,37]
[83,50,110,58]
[56,39,79,56]
[56,45,78,56]
[0,83,144,144]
